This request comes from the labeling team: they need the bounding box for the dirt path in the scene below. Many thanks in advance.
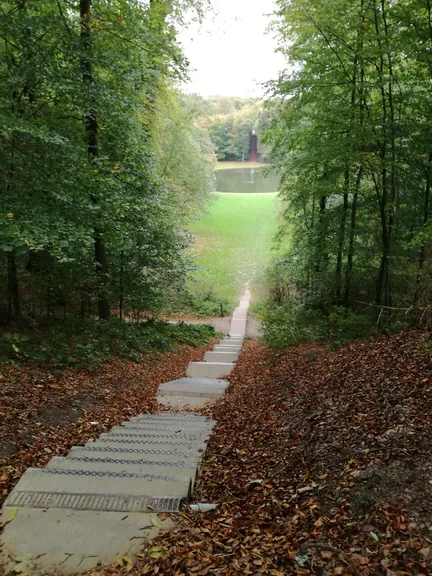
[165,314,263,339]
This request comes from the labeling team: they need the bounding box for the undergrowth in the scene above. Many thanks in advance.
[260,299,376,348]
[0,318,215,368]
[169,289,231,317]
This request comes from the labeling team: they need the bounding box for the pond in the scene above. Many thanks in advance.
[216,168,280,193]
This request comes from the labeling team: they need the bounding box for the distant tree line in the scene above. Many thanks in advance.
[0,0,214,324]
[262,0,432,343]
[183,94,271,162]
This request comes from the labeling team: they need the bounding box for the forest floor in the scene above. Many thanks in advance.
[2,329,432,575]
[0,342,215,507]
[111,329,432,576]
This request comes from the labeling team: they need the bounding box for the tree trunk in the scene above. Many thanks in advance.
[336,169,349,303]
[7,252,21,323]
[80,0,110,319]
[373,0,390,307]
[119,250,124,321]
[344,166,363,307]
[415,152,432,303]
[315,194,327,275]
[381,0,396,308]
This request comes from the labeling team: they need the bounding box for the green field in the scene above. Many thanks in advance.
[189,193,280,307]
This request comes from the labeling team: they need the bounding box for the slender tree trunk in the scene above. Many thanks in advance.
[80,0,110,320]
[315,194,327,275]
[343,0,365,308]
[336,168,350,302]
[373,0,390,307]
[7,253,21,323]
[119,250,124,321]
[381,0,396,308]
[415,152,432,303]
[344,166,363,307]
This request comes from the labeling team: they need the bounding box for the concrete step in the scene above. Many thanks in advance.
[213,346,242,353]
[204,351,238,363]
[0,507,173,575]
[68,446,201,463]
[186,362,234,379]
[157,395,218,409]
[7,467,191,498]
[108,425,211,438]
[94,434,208,450]
[130,415,215,429]
[85,440,205,455]
[158,378,228,398]
[46,456,197,484]
[132,413,211,422]
[229,321,246,334]
[119,423,212,434]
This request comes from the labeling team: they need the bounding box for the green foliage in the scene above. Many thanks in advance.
[0,319,215,368]
[184,95,271,161]
[354,492,376,511]
[171,290,230,317]
[0,0,212,328]
[261,0,432,343]
[261,299,374,349]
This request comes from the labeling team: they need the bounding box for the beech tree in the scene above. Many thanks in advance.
[265,0,432,331]
[0,0,213,323]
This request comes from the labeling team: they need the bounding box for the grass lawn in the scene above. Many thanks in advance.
[189,193,281,307]
[215,161,268,171]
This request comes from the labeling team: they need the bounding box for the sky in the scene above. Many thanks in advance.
[178,0,285,98]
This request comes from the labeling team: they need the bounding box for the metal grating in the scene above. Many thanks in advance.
[34,468,183,481]
[67,456,197,468]
[70,446,201,456]
[121,425,211,433]
[96,438,201,447]
[107,432,206,440]
[5,491,184,513]
[136,414,209,421]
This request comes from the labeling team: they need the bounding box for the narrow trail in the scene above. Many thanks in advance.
[0,292,251,575]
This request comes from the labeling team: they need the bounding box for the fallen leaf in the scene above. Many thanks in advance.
[6,509,17,523]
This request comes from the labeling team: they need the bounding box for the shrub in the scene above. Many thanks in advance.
[0,318,215,369]
[261,298,375,348]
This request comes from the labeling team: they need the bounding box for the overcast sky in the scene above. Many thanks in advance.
[178,0,285,98]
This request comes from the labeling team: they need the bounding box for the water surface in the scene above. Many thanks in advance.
[216,168,279,193]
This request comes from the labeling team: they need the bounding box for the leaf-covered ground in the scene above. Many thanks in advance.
[2,329,432,575]
[135,330,432,575]
[0,343,213,507]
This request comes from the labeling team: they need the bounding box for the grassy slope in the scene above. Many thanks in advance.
[189,192,280,306]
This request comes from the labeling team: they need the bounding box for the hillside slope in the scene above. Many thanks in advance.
[140,330,432,575]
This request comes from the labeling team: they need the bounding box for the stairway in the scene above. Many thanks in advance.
[0,291,250,574]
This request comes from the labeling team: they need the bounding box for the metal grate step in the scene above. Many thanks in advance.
[5,490,184,513]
